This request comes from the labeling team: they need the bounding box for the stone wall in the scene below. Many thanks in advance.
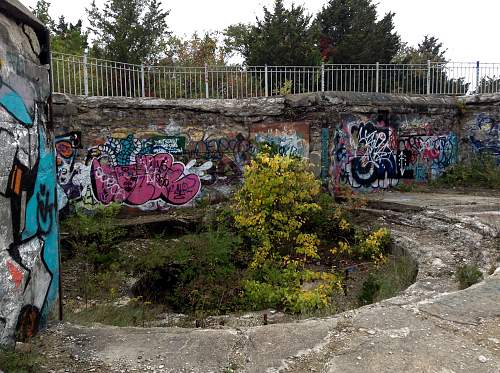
[0,3,58,345]
[52,91,465,211]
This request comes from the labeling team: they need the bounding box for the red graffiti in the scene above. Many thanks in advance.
[7,260,23,288]
[91,153,201,206]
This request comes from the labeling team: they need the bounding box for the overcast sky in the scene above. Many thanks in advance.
[21,0,499,62]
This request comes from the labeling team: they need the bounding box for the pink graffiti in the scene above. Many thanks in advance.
[91,153,201,206]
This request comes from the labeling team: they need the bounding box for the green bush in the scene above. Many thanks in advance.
[432,153,500,189]
[131,229,245,313]
[455,264,483,289]
[359,255,418,305]
[61,203,126,269]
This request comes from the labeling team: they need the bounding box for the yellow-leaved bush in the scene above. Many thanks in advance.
[233,151,321,268]
[233,150,344,313]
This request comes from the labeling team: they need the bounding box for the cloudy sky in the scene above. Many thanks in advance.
[21,0,499,62]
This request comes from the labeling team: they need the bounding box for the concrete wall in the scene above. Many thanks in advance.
[52,91,471,211]
[0,8,58,345]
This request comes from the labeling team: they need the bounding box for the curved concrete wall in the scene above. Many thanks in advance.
[0,9,58,345]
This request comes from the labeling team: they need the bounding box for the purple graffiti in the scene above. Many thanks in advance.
[91,153,201,206]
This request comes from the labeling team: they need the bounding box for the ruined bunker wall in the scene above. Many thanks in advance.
[0,10,58,345]
[52,91,461,211]
[459,94,500,162]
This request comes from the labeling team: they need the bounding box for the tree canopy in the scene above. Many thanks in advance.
[31,0,88,55]
[162,32,228,66]
[316,0,401,64]
[86,0,170,64]
[394,35,447,64]
[224,0,321,66]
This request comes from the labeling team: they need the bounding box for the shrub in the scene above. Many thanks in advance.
[131,229,245,313]
[455,264,483,289]
[331,228,391,265]
[233,149,321,268]
[61,203,126,269]
[432,153,500,189]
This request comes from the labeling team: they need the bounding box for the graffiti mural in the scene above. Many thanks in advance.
[89,135,200,210]
[469,113,500,159]
[186,133,254,185]
[250,122,310,157]
[330,116,457,191]
[0,10,58,345]
[55,131,82,210]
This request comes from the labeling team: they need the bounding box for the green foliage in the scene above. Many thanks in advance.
[455,264,483,289]
[162,32,228,66]
[243,261,343,313]
[394,35,447,64]
[431,153,500,189]
[51,17,89,55]
[359,255,417,305]
[224,0,321,66]
[66,299,161,327]
[131,230,245,313]
[317,0,400,63]
[31,0,88,55]
[233,150,321,268]
[86,0,170,64]
[332,228,391,265]
[61,203,126,269]
[0,347,40,373]
[273,79,293,95]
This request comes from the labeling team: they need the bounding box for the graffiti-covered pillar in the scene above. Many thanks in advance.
[0,1,58,345]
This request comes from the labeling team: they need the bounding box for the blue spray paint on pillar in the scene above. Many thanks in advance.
[321,127,330,179]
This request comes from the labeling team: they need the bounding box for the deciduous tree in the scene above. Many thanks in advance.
[86,0,170,64]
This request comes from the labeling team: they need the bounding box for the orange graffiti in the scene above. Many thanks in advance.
[7,260,23,288]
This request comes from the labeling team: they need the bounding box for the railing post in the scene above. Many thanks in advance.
[321,63,325,92]
[426,60,431,95]
[205,64,209,99]
[141,64,145,97]
[265,64,269,97]
[476,61,480,93]
[375,62,379,93]
[83,53,89,96]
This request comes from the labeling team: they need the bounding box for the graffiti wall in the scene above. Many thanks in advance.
[250,122,310,157]
[0,10,58,345]
[330,115,458,191]
[56,122,313,211]
[467,113,500,161]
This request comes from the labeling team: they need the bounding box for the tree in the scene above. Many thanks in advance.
[86,0,170,64]
[316,0,400,64]
[31,0,55,30]
[51,17,89,55]
[394,35,447,64]
[31,0,88,55]
[224,0,320,66]
[162,32,228,66]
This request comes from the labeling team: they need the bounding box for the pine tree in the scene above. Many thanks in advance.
[316,0,400,64]
[224,0,320,66]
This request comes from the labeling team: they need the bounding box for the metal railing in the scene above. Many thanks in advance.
[51,52,500,99]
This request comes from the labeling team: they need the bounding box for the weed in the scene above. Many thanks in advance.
[358,255,418,305]
[131,229,245,313]
[455,264,483,289]
[0,347,41,373]
[65,301,163,327]
[431,153,500,189]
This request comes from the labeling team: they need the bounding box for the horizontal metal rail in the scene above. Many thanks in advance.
[51,52,500,99]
